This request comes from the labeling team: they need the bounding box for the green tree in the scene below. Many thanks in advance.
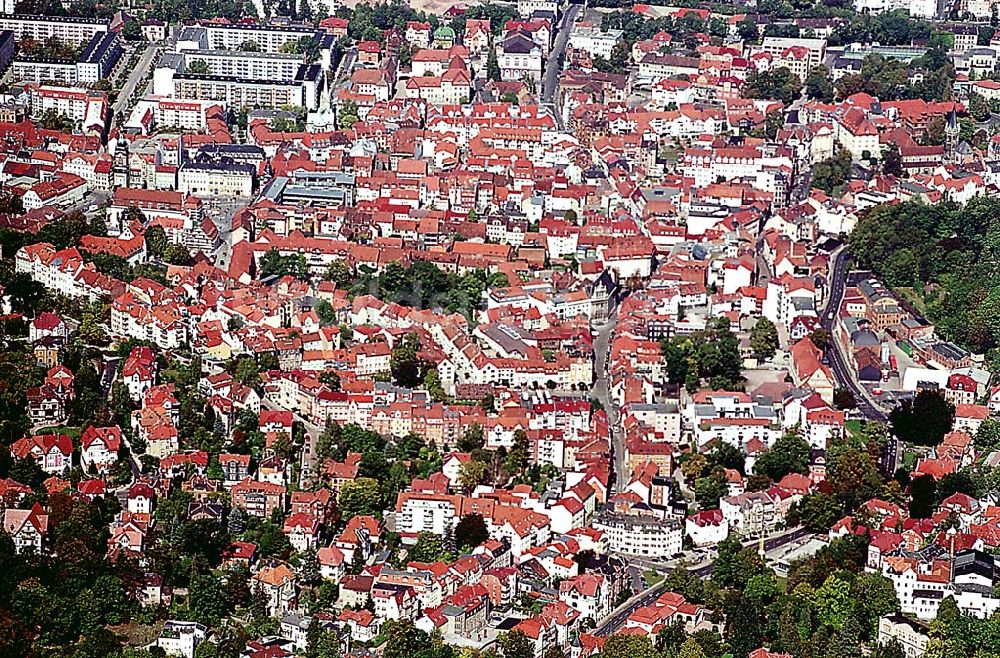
[315,300,336,326]
[259,249,307,280]
[882,144,903,177]
[458,459,487,494]
[457,423,484,452]
[744,67,802,104]
[851,572,899,636]
[390,332,429,388]
[805,66,835,102]
[889,389,955,446]
[144,226,167,261]
[750,317,779,361]
[976,418,1000,451]
[969,92,991,121]
[678,638,708,658]
[737,16,758,42]
[338,99,359,129]
[231,356,260,388]
[486,48,500,81]
[792,492,844,532]
[165,243,193,266]
[187,59,210,74]
[660,317,744,393]
[500,630,535,658]
[325,260,353,286]
[816,574,854,630]
[454,513,488,550]
[189,573,229,626]
[908,473,937,518]
[409,530,449,563]
[383,620,427,658]
[600,634,659,658]
[754,432,811,482]
[812,150,854,193]
[694,468,728,509]
[338,477,382,518]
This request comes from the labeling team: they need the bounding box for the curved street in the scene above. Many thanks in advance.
[821,249,887,423]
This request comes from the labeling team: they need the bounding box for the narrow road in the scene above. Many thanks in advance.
[114,44,158,115]
[591,302,622,493]
[333,46,356,88]
[541,4,579,103]
[593,527,815,637]
[540,4,580,130]
[261,398,323,487]
[821,249,887,422]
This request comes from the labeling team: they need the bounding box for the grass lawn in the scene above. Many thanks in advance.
[109,621,162,648]
[35,426,82,439]
[645,569,664,586]
[902,449,918,471]
[845,419,863,439]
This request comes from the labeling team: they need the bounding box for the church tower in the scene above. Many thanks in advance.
[944,108,959,164]
[113,138,130,188]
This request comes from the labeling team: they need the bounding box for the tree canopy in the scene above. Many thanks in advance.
[849,198,1000,358]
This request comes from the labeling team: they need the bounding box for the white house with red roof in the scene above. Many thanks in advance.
[127,482,156,515]
[803,405,845,449]
[339,608,379,643]
[3,503,48,553]
[317,545,346,582]
[405,21,432,47]
[835,107,880,160]
[686,508,729,546]
[954,404,989,435]
[283,512,321,552]
[11,433,72,474]
[29,312,67,343]
[441,451,472,488]
[122,345,157,401]
[558,573,610,625]
[80,425,122,474]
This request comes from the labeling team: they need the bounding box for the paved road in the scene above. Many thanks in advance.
[541,5,580,102]
[593,527,814,637]
[540,4,580,128]
[114,44,159,115]
[821,249,886,422]
[333,47,356,87]
[591,303,623,493]
[100,356,120,396]
[262,398,323,487]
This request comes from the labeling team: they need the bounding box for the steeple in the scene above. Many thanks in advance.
[944,107,959,164]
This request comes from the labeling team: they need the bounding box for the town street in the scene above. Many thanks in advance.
[591,301,624,493]
[113,43,159,115]
[821,249,887,422]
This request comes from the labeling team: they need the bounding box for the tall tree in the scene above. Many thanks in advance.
[750,318,779,361]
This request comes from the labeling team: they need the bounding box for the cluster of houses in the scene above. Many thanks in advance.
[6,4,1000,658]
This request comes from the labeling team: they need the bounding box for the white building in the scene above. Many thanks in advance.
[517,0,558,16]
[877,614,929,658]
[0,14,107,41]
[178,162,255,197]
[568,25,624,59]
[592,512,682,559]
[394,493,461,537]
[852,0,937,18]
[498,34,543,82]
[157,620,207,658]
